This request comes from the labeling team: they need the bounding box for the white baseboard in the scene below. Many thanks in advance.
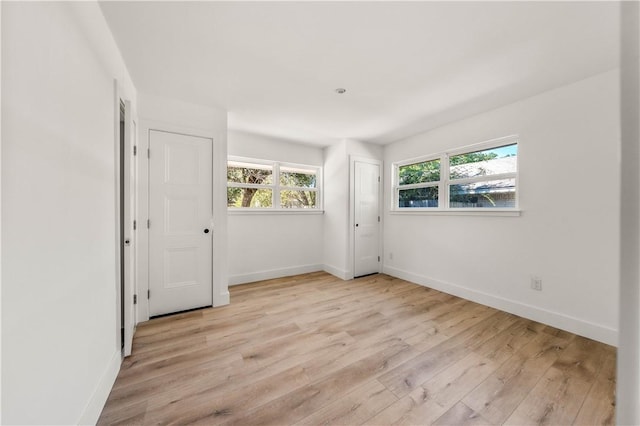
[322,264,350,281]
[214,290,230,306]
[78,349,121,425]
[229,264,323,286]
[383,265,618,346]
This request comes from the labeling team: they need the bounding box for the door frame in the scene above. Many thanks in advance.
[113,81,137,357]
[136,120,229,323]
[349,156,383,280]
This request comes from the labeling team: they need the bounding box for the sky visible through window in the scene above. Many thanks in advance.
[480,144,517,158]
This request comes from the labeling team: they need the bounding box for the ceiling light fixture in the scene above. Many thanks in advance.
[335,88,346,94]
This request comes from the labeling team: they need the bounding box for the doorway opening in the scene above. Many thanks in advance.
[119,99,125,350]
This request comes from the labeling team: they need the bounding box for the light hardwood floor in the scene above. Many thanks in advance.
[98,272,616,425]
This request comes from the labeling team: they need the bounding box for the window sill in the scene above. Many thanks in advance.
[390,208,521,217]
[228,209,324,215]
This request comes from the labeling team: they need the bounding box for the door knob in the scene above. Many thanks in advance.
[355,224,359,227]
[204,229,210,234]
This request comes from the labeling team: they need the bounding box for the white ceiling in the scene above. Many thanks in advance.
[100,1,619,146]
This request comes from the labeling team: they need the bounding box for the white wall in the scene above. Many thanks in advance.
[1,2,4,419]
[383,70,620,345]
[137,93,230,318]
[322,141,349,278]
[345,139,384,160]
[618,2,640,423]
[323,139,382,279]
[1,2,136,424]
[227,131,324,285]
[228,130,324,165]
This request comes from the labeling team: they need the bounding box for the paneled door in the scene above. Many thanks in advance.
[354,160,381,277]
[148,130,213,316]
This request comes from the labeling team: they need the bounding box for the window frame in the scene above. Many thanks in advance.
[392,135,519,214]
[395,154,444,209]
[227,156,323,212]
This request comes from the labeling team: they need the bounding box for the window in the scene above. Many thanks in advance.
[394,137,518,211]
[227,157,321,210]
[397,158,441,208]
[448,144,517,208]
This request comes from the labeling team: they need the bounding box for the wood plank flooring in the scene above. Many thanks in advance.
[98,272,616,425]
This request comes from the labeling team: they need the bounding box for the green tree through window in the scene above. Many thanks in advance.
[227,160,320,209]
[394,140,518,209]
[227,164,272,207]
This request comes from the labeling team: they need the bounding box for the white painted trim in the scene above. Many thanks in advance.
[383,265,617,346]
[215,290,230,306]
[447,134,520,157]
[228,209,324,215]
[77,350,121,425]
[135,120,150,323]
[123,99,135,357]
[322,264,350,281]
[389,209,521,217]
[0,2,4,418]
[618,3,640,423]
[132,117,139,332]
[229,264,323,286]
[113,80,123,351]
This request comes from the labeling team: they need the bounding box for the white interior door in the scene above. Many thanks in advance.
[148,130,213,317]
[122,100,135,356]
[354,161,381,277]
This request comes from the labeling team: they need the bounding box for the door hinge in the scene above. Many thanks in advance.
[133,145,137,156]
[147,148,150,159]
[378,176,380,182]
[147,219,150,229]
[378,256,381,262]
[133,220,137,230]
[378,216,380,222]
[133,294,138,304]
[147,290,150,299]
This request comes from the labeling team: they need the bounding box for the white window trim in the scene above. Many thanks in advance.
[228,156,323,212]
[227,209,324,216]
[392,135,520,214]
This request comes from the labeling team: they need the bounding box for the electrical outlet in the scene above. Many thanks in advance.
[531,276,542,291]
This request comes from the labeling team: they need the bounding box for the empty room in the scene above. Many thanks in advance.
[2,1,640,425]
